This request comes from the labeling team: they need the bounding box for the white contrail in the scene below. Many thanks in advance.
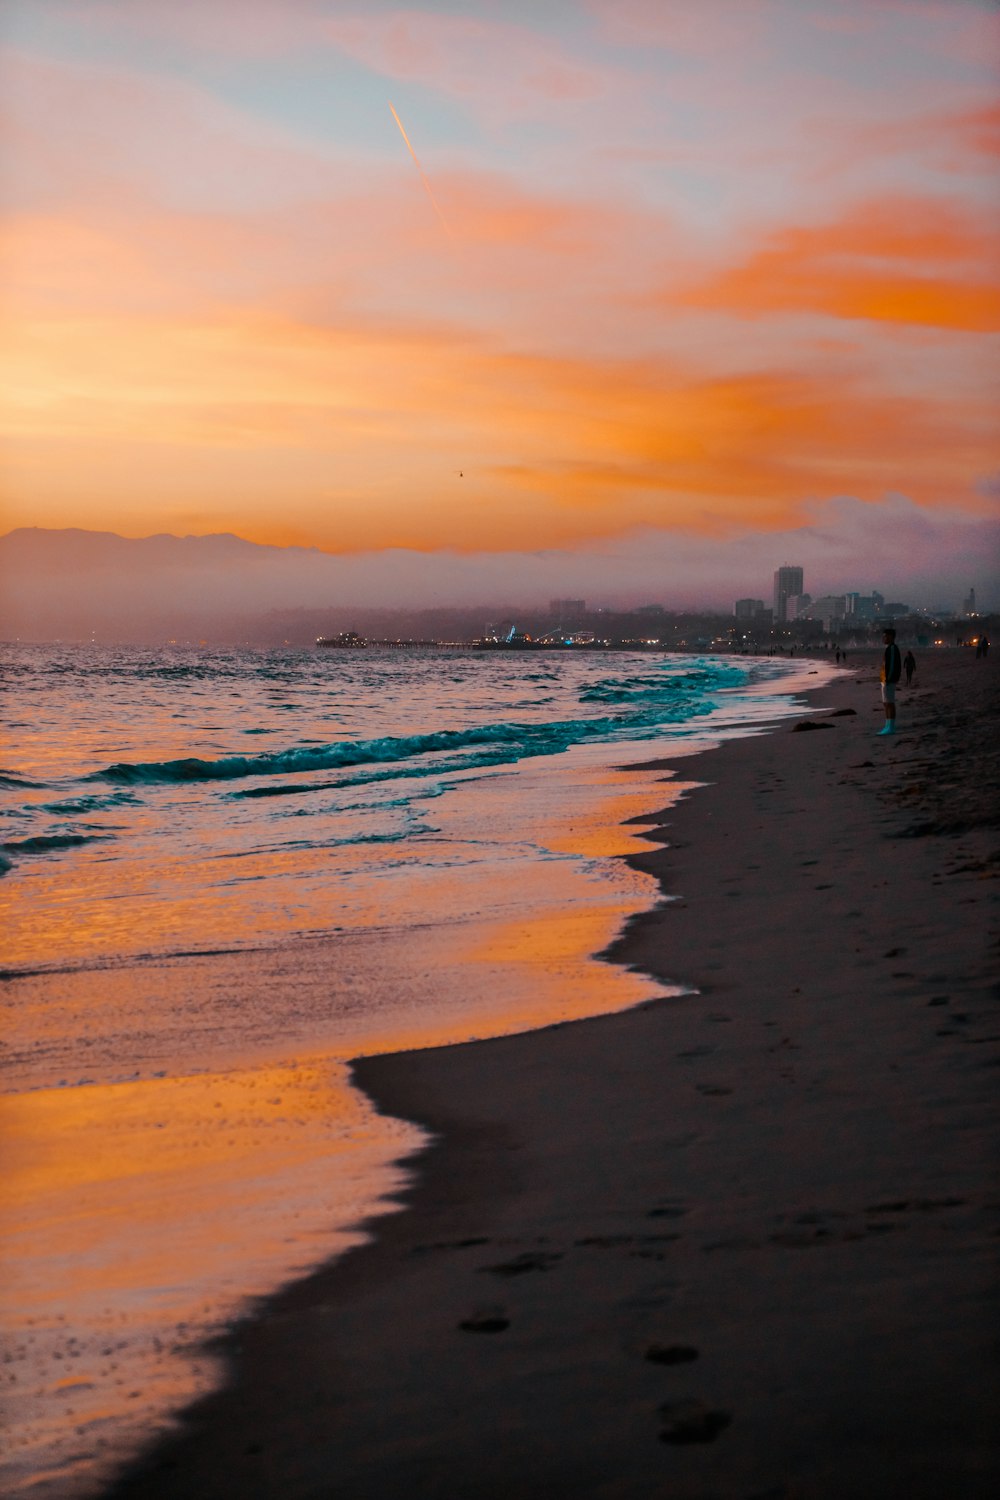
[389,101,452,238]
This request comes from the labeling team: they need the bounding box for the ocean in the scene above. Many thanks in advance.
[1,642,818,1496]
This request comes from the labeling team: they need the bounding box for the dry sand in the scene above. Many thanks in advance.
[107,649,998,1500]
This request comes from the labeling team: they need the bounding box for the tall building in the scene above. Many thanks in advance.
[549,598,586,626]
[734,598,765,620]
[963,586,977,616]
[773,565,804,623]
[804,595,846,631]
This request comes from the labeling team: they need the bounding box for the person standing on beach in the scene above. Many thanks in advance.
[903,649,916,686]
[879,627,902,735]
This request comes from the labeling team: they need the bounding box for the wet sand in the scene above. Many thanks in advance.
[107,649,999,1500]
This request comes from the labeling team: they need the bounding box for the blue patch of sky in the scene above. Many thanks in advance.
[215,63,498,167]
[1,6,505,176]
[786,5,997,94]
[2,2,173,73]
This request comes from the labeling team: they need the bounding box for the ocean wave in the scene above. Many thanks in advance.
[44,659,250,682]
[0,771,47,789]
[327,824,439,847]
[40,792,139,815]
[335,787,447,813]
[580,664,747,703]
[93,699,718,788]
[95,723,555,785]
[1,832,110,857]
[229,749,517,800]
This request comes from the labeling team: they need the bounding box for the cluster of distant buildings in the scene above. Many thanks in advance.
[736,565,970,635]
[387,579,991,655]
[483,581,987,651]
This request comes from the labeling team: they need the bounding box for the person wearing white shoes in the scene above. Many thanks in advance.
[879,627,902,735]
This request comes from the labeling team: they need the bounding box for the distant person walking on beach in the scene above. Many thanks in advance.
[903,649,916,686]
[879,628,902,735]
[976,635,990,659]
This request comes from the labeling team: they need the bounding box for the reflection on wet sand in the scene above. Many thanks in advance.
[0,1061,415,1497]
[2,745,685,1498]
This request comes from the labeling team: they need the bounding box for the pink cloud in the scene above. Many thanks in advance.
[32,0,331,59]
[584,0,771,57]
[855,99,1000,173]
[875,0,1000,67]
[0,65,684,348]
[0,47,356,214]
[323,8,625,119]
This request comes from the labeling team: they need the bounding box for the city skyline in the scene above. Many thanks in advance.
[1,523,990,646]
[2,0,998,603]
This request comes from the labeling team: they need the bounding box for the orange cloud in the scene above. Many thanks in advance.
[830,98,1000,181]
[955,102,1000,159]
[666,197,1000,332]
[901,100,1000,163]
[4,293,995,554]
[3,39,996,560]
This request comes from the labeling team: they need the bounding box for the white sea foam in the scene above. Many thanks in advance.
[0,643,820,1498]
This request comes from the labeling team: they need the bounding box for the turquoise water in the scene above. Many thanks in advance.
[1,644,816,1497]
[0,646,786,972]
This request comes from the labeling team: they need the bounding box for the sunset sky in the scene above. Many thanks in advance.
[2,0,998,605]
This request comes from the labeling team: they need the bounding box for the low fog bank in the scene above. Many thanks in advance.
[1,497,995,644]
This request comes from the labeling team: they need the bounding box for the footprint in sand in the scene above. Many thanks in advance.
[648,1201,688,1220]
[479,1250,563,1276]
[459,1308,509,1333]
[658,1398,732,1443]
[575,1234,634,1248]
[645,1343,699,1365]
[412,1236,491,1256]
[866,1196,966,1214]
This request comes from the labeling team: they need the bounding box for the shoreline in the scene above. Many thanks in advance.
[106,650,998,1499]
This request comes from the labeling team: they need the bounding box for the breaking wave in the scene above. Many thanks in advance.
[93,700,719,788]
[40,792,140,815]
[0,772,48,790]
[579,664,747,704]
[1,832,110,857]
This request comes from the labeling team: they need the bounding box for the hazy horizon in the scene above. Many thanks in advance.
[2,0,998,611]
[1,516,993,645]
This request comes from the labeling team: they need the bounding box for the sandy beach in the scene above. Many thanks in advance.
[106,648,998,1500]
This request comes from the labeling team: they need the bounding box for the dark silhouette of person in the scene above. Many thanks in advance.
[903,649,916,686]
[977,635,990,659]
[879,627,902,735]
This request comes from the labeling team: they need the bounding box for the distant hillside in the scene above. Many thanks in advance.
[2,505,993,642]
[0,528,332,642]
[1,527,265,570]
[0,528,532,644]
